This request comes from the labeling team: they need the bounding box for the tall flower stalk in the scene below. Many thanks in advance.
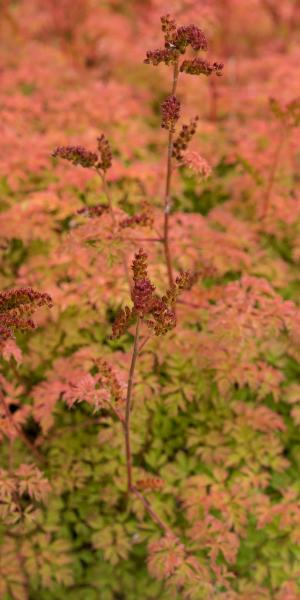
[145,14,223,286]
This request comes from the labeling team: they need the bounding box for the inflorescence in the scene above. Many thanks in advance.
[144,14,223,78]
[111,249,196,339]
[52,134,112,173]
[173,116,199,161]
[0,288,53,341]
[161,95,181,131]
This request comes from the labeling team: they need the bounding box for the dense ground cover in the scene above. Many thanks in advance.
[0,1,300,598]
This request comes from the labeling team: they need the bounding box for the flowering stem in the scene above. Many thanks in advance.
[163,61,179,287]
[125,316,141,492]
[123,321,175,535]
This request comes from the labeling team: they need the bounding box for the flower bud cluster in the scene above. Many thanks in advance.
[144,14,208,68]
[144,48,178,67]
[145,297,176,336]
[111,251,196,338]
[172,116,199,161]
[0,288,53,341]
[161,95,181,132]
[173,24,208,52]
[162,271,196,307]
[180,58,224,77]
[52,145,98,168]
[119,202,154,230]
[131,249,155,316]
[77,204,109,218]
[161,14,177,42]
[52,134,113,172]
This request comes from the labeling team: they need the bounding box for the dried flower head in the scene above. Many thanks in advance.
[52,145,98,168]
[173,116,199,161]
[96,134,112,172]
[180,58,224,77]
[0,288,53,341]
[161,95,181,131]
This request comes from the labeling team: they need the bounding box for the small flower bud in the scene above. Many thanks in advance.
[52,145,98,168]
[173,116,199,161]
[161,95,181,132]
[173,25,208,52]
[180,58,224,77]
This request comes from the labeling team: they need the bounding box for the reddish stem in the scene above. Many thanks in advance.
[124,316,141,492]
[163,61,179,287]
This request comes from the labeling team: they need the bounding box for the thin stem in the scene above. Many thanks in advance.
[123,324,178,537]
[104,398,125,425]
[138,334,151,354]
[262,125,286,221]
[163,61,180,287]
[125,316,141,492]
[131,486,173,536]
